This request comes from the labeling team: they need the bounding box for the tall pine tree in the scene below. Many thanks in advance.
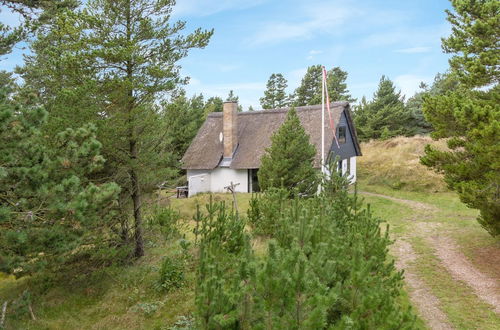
[0,84,121,277]
[293,65,354,106]
[354,76,414,140]
[258,108,317,195]
[18,0,213,257]
[421,0,499,236]
[260,73,289,109]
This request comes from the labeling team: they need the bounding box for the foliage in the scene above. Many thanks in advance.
[162,91,206,166]
[168,315,196,330]
[203,96,223,115]
[293,65,355,106]
[0,85,121,277]
[226,90,243,112]
[421,0,500,236]
[354,76,414,140]
[0,0,78,56]
[195,171,416,329]
[247,188,290,236]
[17,0,213,257]
[147,206,181,240]
[158,256,185,292]
[258,108,318,195]
[260,73,289,109]
[406,72,460,134]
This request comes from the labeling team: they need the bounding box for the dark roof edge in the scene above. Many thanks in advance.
[344,104,362,156]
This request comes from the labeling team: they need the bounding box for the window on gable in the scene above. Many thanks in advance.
[338,126,346,144]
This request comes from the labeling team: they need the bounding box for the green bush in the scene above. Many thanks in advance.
[158,256,184,292]
[247,188,289,236]
[147,206,181,240]
[196,172,416,329]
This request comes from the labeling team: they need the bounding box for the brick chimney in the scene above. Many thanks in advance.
[223,101,238,158]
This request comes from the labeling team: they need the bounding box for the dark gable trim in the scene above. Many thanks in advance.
[344,105,362,156]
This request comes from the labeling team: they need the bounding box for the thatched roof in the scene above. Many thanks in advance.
[181,102,358,170]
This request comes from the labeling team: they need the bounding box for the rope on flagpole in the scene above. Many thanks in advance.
[322,66,340,148]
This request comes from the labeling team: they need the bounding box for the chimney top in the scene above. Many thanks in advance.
[222,101,238,159]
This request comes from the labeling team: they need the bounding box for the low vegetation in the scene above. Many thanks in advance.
[357,136,448,192]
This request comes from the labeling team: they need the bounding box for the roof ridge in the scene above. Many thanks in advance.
[207,102,348,118]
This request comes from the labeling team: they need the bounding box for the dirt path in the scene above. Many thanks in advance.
[392,239,453,330]
[361,191,500,328]
[429,234,500,314]
[360,191,438,213]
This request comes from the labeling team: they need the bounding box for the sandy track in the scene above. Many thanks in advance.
[429,234,500,314]
[392,239,453,330]
[361,190,500,328]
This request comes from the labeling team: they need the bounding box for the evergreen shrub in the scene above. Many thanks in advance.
[195,171,416,329]
[158,256,185,292]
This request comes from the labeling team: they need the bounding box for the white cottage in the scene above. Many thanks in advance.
[181,101,362,197]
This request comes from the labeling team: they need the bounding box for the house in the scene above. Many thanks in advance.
[181,101,362,197]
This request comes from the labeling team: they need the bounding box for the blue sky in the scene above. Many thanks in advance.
[1,0,453,109]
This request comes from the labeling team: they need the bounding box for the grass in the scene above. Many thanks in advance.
[358,136,448,192]
[358,180,500,329]
[0,193,253,330]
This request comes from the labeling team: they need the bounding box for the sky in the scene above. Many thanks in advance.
[0,0,453,110]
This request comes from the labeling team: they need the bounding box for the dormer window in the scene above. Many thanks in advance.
[338,126,346,144]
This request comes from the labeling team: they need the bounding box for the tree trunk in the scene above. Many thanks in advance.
[125,0,144,258]
[130,144,144,258]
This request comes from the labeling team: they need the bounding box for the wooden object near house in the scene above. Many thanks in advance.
[176,186,188,198]
[224,181,240,218]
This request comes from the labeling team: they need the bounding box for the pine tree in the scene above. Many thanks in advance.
[421,0,500,236]
[203,96,223,115]
[326,67,356,103]
[354,76,414,140]
[260,73,289,109]
[0,85,121,277]
[258,108,317,195]
[293,65,323,106]
[406,72,460,134]
[195,171,416,328]
[18,0,213,257]
[0,0,77,56]
[163,91,205,164]
[293,65,354,106]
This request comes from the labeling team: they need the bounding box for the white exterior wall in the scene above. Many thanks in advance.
[348,156,357,183]
[187,170,211,197]
[210,167,248,193]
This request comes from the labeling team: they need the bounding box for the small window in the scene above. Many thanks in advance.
[338,126,346,144]
[346,158,351,175]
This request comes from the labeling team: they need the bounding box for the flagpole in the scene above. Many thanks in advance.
[321,68,325,176]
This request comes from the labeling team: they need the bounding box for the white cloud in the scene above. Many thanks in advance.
[394,74,432,98]
[395,46,431,54]
[172,0,267,17]
[184,77,266,109]
[249,2,359,45]
[360,24,449,49]
[309,50,323,55]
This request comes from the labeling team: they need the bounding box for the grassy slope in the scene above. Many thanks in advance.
[358,136,448,192]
